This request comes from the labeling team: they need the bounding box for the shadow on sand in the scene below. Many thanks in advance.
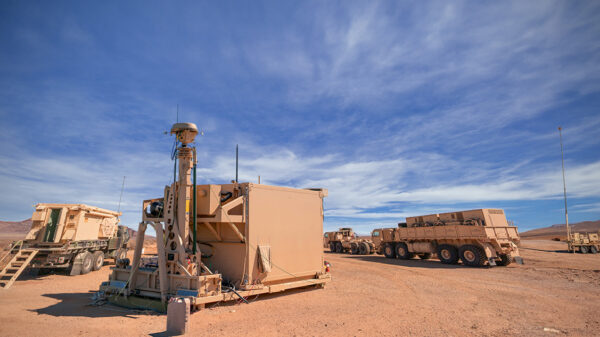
[31,292,153,319]
[520,247,572,253]
[34,286,323,335]
[332,253,471,269]
[18,262,113,281]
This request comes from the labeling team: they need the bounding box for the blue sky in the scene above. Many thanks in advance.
[1,1,599,233]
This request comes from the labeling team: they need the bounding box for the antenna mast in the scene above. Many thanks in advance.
[558,127,570,243]
[236,144,239,182]
[117,176,126,214]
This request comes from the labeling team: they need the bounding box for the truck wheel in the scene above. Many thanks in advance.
[590,246,598,254]
[395,243,410,259]
[359,242,370,255]
[115,248,128,261]
[419,253,432,260]
[437,245,459,264]
[329,242,336,252]
[350,243,359,254]
[335,242,343,253]
[579,246,589,254]
[459,245,486,267]
[496,254,512,266]
[383,243,396,259]
[80,251,93,274]
[92,251,104,271]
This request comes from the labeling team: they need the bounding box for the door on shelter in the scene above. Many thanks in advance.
[43,209,61,242]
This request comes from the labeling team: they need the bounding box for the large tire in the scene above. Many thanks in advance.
[115,248,128,261]
[496,253,512,266]
[395,242,411,259]
[590,246,598,254]
[335,242,343,253]
[419,253,432,260]
[329,242,336,252]
[350,243,359,255]
[459,245,486,267]
[80,251,93,274]
[579,246,589,254]
[359,242,370,255]
[383,243,396,259]
[437,244,459,264]
[92,251,104,271]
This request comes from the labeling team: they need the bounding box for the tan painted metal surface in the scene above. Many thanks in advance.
[373,209,522,267]
[324,228,376,255]
[25,203,120,243]
[101,122,330,310]
[567,232,600,253]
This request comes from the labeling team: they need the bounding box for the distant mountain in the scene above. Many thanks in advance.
[0,218,32,234]
[520,220,600,240]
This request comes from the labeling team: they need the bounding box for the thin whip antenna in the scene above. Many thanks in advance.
[117,176,126,214]
[177,104,179,123]
[236,144,239,182]
[558,127,570,249]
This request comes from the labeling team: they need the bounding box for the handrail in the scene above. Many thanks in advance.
[0,240,24,268]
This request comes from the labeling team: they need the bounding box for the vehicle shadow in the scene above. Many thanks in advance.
[18,262,115,281]
[31,292,154,319]
[520,247,571,253]
[341,254,469,269]
[18,268,70,281]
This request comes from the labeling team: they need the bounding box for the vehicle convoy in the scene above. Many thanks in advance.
[567,232,600,253]
[99,122,330,312]
[371,209,522,267]
[0,203,129,289]
[324,228,376,255]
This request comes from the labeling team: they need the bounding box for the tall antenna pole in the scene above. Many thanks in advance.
[176,104,179,123]
[235,144,239,182]
[558,127,570,244]
[117,176,126,214]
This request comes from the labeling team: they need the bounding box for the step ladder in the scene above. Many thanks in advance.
[0,249,38,289]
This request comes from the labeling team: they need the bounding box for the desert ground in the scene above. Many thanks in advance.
[0,239,599,337]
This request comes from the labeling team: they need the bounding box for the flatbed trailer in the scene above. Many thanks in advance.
[372,209,523,267]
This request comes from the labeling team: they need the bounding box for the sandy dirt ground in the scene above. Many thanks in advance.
[1,239,599,337]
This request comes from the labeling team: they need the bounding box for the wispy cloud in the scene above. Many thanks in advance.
[0,1,599,231]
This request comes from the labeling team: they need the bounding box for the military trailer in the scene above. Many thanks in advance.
[0,203,129,289]
[99,122,330,312]
[567,232,600,254]
[324,228,376,255]
[373,209,522,267]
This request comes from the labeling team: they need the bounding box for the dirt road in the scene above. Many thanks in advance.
[0,239,599,336]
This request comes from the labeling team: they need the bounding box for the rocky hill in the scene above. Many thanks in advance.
[0,219,32,234]
[520,220,600,240]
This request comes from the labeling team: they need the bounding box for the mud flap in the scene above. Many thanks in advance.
[514,256,524,265]
[480,242,498,259]
[69,252,85,275]
[488,258,497,266]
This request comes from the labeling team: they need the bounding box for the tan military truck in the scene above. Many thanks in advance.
[0,203,129,289]
[372,209,522,267]
[324,228,376,255]
[567,232,599,254]
[370,227,395,255]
